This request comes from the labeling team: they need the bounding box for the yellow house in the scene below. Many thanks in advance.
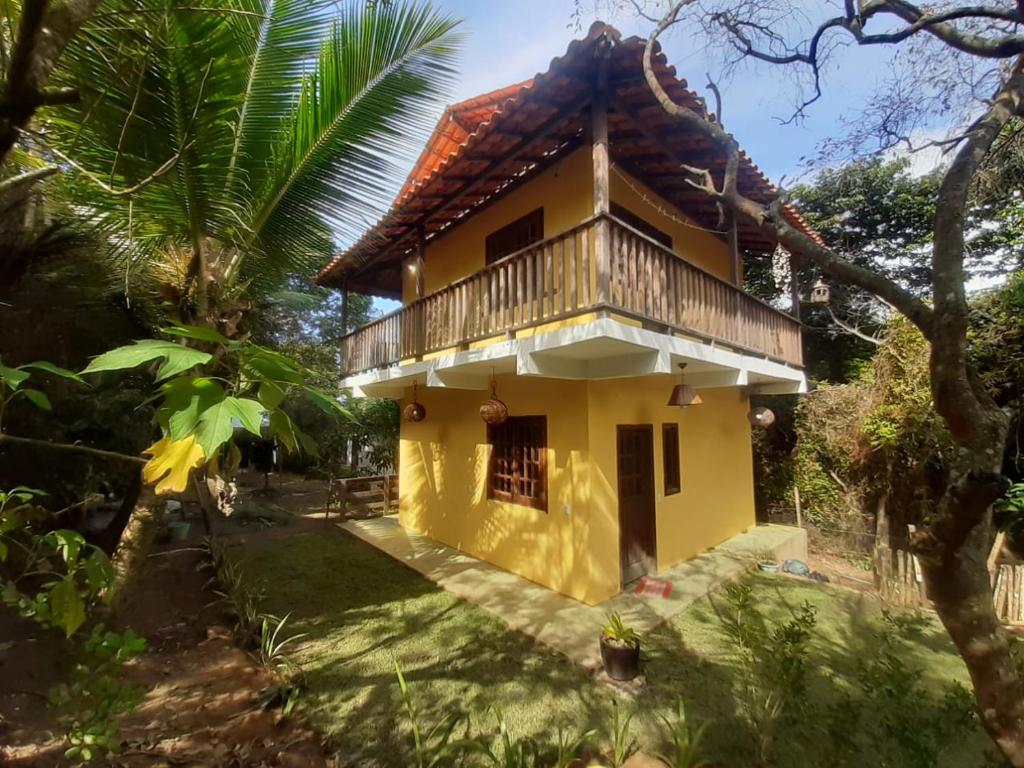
[318,23,814,606]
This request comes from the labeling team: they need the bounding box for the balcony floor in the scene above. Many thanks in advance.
[342,313,806,398]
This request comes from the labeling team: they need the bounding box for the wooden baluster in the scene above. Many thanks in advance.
[628,235,639,313]
[581,225,591,307]
[525,248,535,323]
[545,243,554,318]
[483,271,491,335]
[568,233,577,312]
[515,257,524,326]
[554,238,563,314]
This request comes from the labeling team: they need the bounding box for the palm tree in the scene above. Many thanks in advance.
[36,0,460,328]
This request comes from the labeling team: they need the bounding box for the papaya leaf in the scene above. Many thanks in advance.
[143,436,206,495]
[269,410,298,454]
[82,339,212,382]
[258,380,286,410]
[163,325,232,345]
[21,389,52,411]
[194,397,266,457]
[241,348,303,384]
[160,377,226,438]
[303,386,349,419]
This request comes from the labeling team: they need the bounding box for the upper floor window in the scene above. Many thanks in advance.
[611,202,673,250]
[488,415,547,511]
[663,422,680,495]
[485,208,544,264]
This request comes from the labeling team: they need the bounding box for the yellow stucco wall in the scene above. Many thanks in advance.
[586,378,756,571]
[397,375,620,605]
[402,147,594,303]
[400,146,741,304]
[608,170,735,282]
[398,374,756,605]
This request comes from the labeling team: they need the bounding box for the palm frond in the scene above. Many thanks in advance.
[246,0,462,284]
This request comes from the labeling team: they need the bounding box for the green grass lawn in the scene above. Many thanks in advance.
[236,529,993,767]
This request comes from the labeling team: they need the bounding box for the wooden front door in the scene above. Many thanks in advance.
[617,425,657,586]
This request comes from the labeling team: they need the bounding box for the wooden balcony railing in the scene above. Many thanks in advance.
[340,214,802,374]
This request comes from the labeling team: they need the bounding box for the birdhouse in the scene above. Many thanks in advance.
[810,278,830,304]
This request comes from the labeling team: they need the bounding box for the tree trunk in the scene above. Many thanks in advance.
[917,446,1023,763]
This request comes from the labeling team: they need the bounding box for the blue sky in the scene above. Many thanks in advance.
[430,0,900,182]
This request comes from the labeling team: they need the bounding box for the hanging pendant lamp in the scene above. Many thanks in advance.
[403,383,426,422]
[480,374,509,425]
[667,363,703,407]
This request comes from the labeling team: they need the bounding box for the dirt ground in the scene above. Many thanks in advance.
[0,471,334,768]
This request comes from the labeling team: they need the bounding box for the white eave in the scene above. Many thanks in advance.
[341,316,806,399]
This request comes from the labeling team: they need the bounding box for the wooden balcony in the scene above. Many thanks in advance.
[340,214,803,375]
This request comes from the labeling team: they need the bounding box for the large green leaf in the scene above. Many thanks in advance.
[160,377,227,438]
[0,365,29,391]
[194,396,267,456]
[163,325,232,345]
[21,389,52,411]
[20,361,87,384]
[82,339,213,381]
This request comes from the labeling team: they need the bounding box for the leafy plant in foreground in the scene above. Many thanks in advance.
[396,661,478,767]
[50,625,148,764]
[655,698,710,768]
[81,326,348,501]
[607,698,637,767]
[718,581,817,766]
[823,610,977,768]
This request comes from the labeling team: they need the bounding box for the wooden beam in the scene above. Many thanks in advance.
[727,210,740,286]
[415,226,425,299]
[593,39,612,305]
[347,93,593,285]
[789,251,801,320]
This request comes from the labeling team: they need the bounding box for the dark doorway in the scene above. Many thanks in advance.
[616,425,657,586]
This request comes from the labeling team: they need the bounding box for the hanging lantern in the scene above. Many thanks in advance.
[810,278,831,304]
[667,363,702,407]
[747,406,776,428]
[480,377,509,425]
[403,383,426,422]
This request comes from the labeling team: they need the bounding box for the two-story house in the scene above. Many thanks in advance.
[317,23,814,606]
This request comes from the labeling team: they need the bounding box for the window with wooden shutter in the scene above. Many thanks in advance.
[487,416,547,511]
[485,208,544,264]
[662,423,680,495]
[611,202,673,249]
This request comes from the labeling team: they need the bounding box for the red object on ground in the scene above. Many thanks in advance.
[635,577,673,599]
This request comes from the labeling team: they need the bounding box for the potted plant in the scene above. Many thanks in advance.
[756,549,780,573]
[600,612,641,681]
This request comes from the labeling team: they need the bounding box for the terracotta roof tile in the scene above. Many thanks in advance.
[319,22,824,292]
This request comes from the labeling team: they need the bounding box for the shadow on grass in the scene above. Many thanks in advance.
[238,531,992,768]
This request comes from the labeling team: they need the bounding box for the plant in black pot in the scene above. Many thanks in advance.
[600,612,641,681]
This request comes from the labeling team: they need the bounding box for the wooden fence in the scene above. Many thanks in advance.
[876,547,927,609]
[325,474,398,521]
[877,547,1024,624]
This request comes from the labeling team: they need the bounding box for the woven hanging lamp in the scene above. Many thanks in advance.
[667,363,702,407]
[747,406,776,428]
[403,383,426,422]
[479,375,509,425]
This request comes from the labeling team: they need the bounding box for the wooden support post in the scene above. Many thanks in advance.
[339,287,350,373]
[726,210,740,286]
[415,226,426,300]
[788,251,801,320]
[592,40,612,305]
